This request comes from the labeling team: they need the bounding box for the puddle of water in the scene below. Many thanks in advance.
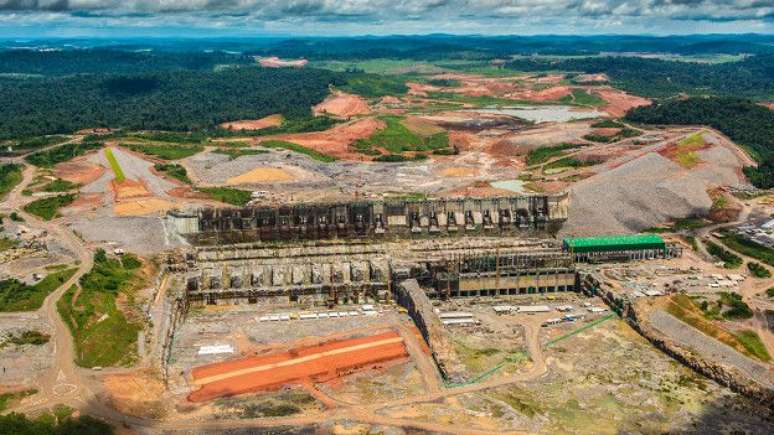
[490,179,525,193]
[470,105,607,123]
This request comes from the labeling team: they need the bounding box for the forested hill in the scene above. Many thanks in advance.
[0,49,253,76]
[625,97,774,188]
[504,55,774,99]
[0,67,343,139]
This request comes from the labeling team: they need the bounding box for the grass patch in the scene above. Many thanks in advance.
[122,143,203,160]
[718,231,774,267]
[560,88,606,106]
[665,294,764,361]
[0,389,37,412]
[0,268,77,311]
[453,339,503,375]
[526,143,582,166]
[3,135,69,153]
[104,148,125,182]
[0,411,112,433]
[3,330,50,346]
[705,240,743,268]
[544,156,600,171]
[489,387,544,418]
[25,141,103,167]
[747,261,771,278]
[41,178,79,192]
[354,116,451,156]
[259,140,336,163]
[23,194,76,220]
[0,163,23,200]
[211,116,339,138]
[734,330,771,362]
[670,132,707,169]
[57,249,145,367]
[154,163,191,184]
[212,147,268,160]
[719,292,754,320]
[197,187,252,206]
[338,72,409,97]
[0,237,19,252]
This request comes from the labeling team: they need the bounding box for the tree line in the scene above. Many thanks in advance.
[0,67,344,140]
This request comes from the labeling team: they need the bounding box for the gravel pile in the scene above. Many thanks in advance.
[562,146,743,236]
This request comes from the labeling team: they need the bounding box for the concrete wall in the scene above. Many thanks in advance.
[395,279,465,382]
[170,194,570,244]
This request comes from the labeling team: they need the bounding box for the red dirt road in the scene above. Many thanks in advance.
[188,331,408,402]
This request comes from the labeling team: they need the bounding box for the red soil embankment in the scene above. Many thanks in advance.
[188,331,408,402]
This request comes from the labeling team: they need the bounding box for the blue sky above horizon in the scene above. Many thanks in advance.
[0,1,772,38]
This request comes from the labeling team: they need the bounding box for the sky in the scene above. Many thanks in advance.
[0,1,772,38]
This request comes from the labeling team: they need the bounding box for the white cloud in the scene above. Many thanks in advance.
[0,0,771,35]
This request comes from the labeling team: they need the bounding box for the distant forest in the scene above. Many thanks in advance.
[242,34,774,59]
[504,55,774,99]
[0,49,253,76]
[0,67,343,139]
[625,98,774,188]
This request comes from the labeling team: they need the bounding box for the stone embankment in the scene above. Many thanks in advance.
[628,300,774,409]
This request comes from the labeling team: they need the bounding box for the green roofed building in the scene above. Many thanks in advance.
[563,234,678,262]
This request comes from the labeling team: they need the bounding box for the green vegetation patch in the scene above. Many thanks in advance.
[666,294,763,361]
[3,330,50,346]
[0,268,77,312]
[122,143,203,160]
[339,72,409,97]
[560,89,605,106]
[212,116,339,138]
[212,148,268,160]
[527,143,583,166]
[25,141,103,167]
[718,292,754,320]
[704,240,742,269]
[747,261,771,278]
[23,194,76,220]
[544,156,601,171]
[103,148,125,182]
[0,389,37,412]
[0,237,19,252]
[0,411,113,434]
[154,163,191,184]
[57,249,145,368]
[0,163,23,200]
[197,187,252,206]
[259,140,336,163]
[354,116,450,157]
[41,179,79,192]
[734,330,771,362]
[718,231,774,267]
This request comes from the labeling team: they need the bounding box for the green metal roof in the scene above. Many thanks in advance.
[563,234,666,254]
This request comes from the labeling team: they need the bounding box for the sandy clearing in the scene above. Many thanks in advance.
[402,116,445,136]
[226,167,295,185]
[219,114,284,131]
[54,159,105,185]
[313,92,371,118]
[594,88,651,117]
[258,57,308,68]
[112,179,151,200]
[103,370,166,418]
[437,167,479,177]
[114,198,175,216]
[575,73,609,83]
[514,85,572,101]
[267,117,386,161]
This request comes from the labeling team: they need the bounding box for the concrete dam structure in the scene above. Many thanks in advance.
[170,194,570,244]
[170,238,578,308]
